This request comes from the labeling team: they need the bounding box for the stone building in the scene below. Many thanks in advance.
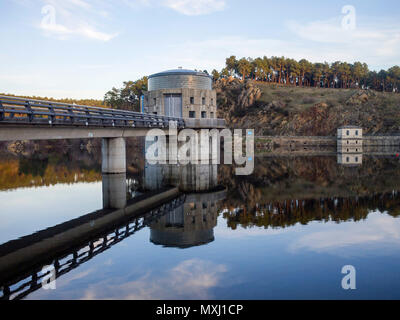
[337,125,363,153]
[141,68,217,119]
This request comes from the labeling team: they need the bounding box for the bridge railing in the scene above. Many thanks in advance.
[0,95,185,129]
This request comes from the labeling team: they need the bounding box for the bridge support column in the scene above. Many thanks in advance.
[102,137,126,174]
[102,173,127,209]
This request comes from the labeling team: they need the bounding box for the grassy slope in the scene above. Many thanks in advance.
[217,80,400,136]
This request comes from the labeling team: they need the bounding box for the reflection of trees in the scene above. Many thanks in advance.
[0,148,102,190]
[220,156,400,230]
[220,156,400,206]
[223,192,400,230]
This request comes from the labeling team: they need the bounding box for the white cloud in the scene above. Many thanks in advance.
[163,0,226,16]
[289,212,400,256]
[286,17,400,69]
[80,259,227,299]
[38,0,117,41]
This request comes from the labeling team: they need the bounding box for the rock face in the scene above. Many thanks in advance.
[215,79,400,136]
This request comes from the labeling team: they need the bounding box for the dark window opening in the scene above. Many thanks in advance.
[346,130,350,136]
[190,97,194,104]
[202,97,206,105]
[189,111,196,118]
[201,111,207,118]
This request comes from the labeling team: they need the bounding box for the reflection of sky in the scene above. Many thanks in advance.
[2,181,400,299]
[0,182,102,244]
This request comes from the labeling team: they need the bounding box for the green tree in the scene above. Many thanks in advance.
[237,58,252,81]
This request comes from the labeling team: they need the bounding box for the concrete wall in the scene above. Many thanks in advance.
[143,88,217,119]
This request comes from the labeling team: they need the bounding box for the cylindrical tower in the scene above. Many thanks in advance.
[142,68,217,119]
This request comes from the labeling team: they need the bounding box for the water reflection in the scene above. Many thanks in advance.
[1,144,400,299]
[150,190,225,248]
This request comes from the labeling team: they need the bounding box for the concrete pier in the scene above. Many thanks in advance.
[102,137,126,174]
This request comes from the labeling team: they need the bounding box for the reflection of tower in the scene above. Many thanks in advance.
[144,163,218,193]
[149,190,225,248]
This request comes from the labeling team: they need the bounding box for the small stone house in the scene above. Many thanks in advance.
[337,125,363,153]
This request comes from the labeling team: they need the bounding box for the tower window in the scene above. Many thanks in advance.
[190,97,194,104]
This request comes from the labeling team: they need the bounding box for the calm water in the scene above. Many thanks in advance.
[1,144,400,300]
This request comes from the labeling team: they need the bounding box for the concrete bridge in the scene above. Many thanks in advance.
[0,95,226,173]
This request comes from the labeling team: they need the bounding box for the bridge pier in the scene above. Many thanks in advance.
[102,137,126,174]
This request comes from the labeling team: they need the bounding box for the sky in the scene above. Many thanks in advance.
[0,0,399,99]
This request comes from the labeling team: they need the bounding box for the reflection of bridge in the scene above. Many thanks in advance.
[0,163,226,300]
[0,186,184,300]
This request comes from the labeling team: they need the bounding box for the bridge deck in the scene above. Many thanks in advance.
[0,96,225,141]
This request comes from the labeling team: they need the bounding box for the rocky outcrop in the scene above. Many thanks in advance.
[216,79,400,136]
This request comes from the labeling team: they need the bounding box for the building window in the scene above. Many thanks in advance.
[346,157,350,162]
[211,98,214,105]
[202,97,205,105]
[153,98,156,105]
[347,140,349,144]
[190,97,194,104]
[356,140,358,144]
[210,112,214,118]
[355,157,358,162]
[189,111,195,118]
[201,111,207,118]
[346,130,350,136]
[355,130,358,136]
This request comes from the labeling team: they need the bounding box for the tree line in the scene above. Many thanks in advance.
[211,56,400,93]
[103,56,400,110]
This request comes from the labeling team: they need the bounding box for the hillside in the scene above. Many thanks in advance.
[216,79,400,136]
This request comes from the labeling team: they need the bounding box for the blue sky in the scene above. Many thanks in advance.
[0,0,399,99]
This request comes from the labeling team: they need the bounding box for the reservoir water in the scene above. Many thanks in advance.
[1,142,400,300]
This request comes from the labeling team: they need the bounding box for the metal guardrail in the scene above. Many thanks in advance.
[0,95,185,129]
[0,195,186,300]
